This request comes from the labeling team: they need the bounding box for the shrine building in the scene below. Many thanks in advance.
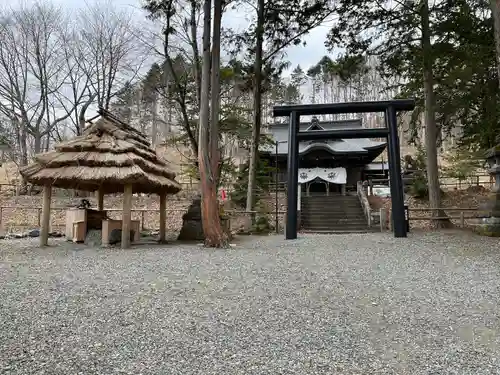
[259,116,389,195]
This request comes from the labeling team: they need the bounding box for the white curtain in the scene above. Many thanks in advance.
[298,167,347,184]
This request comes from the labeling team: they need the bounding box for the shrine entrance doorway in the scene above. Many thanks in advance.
[307,179,327,195]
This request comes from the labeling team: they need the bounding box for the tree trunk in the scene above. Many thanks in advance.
[198,0,228,248]
[190,0,202,108]
[245,0,265,212]
[17,120,28,167]
[44,133,50,152]
[151,96,158,146]
[210,0,222,175]
[34,132,42,154]
[78,94,96,135]
[420,0,451,228]
[15,118,28,195]
[165,98,172,135]
[491,0,500,86]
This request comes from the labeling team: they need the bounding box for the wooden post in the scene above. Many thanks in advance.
[40,184,52,246]
[97,187,104,211]
[380,208,386,232]
[121,184,133,249]
[460,211,465,227]
[159,192,166,243]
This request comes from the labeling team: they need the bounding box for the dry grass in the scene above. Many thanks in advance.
[20,112,182,195]
[0,162,20,184]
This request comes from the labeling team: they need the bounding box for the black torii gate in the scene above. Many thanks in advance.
[272,99,415,239]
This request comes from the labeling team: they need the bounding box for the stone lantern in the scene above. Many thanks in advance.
[477,146,500,235]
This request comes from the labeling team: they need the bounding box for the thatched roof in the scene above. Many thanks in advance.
[20,110,182,195]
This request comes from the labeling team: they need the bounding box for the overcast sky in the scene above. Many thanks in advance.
[8,0,336,75]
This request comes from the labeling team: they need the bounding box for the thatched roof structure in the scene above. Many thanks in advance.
[20,110,182,195]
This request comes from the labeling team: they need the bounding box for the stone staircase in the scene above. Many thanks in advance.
[300,194,374,233]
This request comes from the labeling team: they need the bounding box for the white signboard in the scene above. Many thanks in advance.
[298,167,347,184]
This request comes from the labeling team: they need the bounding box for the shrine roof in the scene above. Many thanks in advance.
[20,109,182,195]
[260,118,387,156]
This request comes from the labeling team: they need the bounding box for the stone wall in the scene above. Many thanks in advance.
[0,194,193,233]
[0,191,290,234]
[260,191,288,232]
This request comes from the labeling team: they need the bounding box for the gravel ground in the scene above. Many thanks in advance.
[1,230,500,374]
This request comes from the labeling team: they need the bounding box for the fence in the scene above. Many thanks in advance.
[376,207,490,231]
[374,206,491,232]
[407,207,490,227]
[370,175,493,191]
[0,206,186,233]
[438,175,493,190]
[0,205,289,234]
[0,183,16,192]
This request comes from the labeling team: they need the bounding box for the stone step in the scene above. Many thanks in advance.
[301,225,373,232]
[302,204,363,209]
[302,219,368,225]
[301,196,361,202]
[300,215,367,223]
[301,209,365,215]
[304,210,364,214]
[301,214,366,221]
[302,203,361,206]
[301,198,361,203]
[301,207,364,212]
[301,212,364,217]
[301,197,360,202]
[302,223,369,229]
[300,194,366,234]
[300,228,379,234]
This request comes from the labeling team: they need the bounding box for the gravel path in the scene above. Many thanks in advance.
[1,231,500,374]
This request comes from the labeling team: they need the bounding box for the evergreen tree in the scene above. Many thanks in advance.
[240,0,335,212]
[142,63,162,144]
[111,81,137,123]
[307,64,322,104]
[326,0,459,227]
[230,158,273,207]
[432,0,499,150]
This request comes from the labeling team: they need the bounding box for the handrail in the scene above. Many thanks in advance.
[357,181,371,227]
[409,207,489,212]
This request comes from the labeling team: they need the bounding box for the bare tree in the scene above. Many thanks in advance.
[56,22,97,137]
[79,2,149,112]
[0,3,77,163]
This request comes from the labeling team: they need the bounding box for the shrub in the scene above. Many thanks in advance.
[230,158,273,207]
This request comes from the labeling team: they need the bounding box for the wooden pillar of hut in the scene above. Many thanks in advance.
[40,184,52,247]
[97,187,104,211]
[122,184,133,249]
[159,191,166,243]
